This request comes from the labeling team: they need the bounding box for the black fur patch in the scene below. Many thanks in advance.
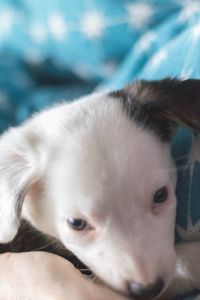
[109,85,174,141]
[0,220,91,275]
[109,78,200,141]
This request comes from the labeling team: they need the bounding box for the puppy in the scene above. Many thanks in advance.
[0,78,200,299]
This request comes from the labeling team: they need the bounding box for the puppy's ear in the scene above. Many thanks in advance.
[112,78,200,141]
[0,127,46,243]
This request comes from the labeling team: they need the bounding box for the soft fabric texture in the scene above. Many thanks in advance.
[0,0,200,299]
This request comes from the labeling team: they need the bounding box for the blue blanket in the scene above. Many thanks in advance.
[0,1,200,298]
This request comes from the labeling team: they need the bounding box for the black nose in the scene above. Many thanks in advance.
[127,278,164,300]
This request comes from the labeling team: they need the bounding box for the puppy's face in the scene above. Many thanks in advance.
[0,79,200,299]
[44,102,177,296]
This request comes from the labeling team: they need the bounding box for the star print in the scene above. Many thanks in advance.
[179,0,200,22]
[126,3,154,29]
[29,22,47,43]
[135,31,157,53]
[80,11,106,39]
[191,22,200,40]
[176,216,200,242]
[149,49,168,69]
[48,14,68,41]
[0,8,15,38]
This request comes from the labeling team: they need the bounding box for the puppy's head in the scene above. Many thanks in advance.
[0,78,200,299]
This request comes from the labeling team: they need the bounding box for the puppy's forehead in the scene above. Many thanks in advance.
[48,93,172,216]
[109,83,175,141]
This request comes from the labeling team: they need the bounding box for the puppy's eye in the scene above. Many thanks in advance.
[67,218,89,231]
[153,186,168,204]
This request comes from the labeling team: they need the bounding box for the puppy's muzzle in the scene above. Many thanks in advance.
[127,277,164,299]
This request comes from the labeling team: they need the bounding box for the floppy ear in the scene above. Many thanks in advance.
[112,78,200,141]
[0,127,46,243]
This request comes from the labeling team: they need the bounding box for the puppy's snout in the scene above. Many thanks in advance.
[127,278,164,299]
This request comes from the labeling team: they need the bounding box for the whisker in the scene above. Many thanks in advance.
[79,268,92,272]
[33,239,62,251]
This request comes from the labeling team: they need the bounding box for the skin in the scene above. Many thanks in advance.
[0,251,128,300]
[1,243,200,300]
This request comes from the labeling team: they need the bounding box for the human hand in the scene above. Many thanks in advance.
[0,251,128,300]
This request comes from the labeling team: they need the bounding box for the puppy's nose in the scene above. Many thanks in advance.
[127,278,164,299]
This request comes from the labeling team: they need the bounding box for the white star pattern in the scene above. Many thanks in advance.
[149,49,168,69]
[191,22,200,39]
[29,23,47,43]
[179,0,200,22]
[126,3,154,29]
[0,8,15,38]
[80,11,106,39]
[135,31,157,53]
[48,14,68,41]
[176,217,200,242]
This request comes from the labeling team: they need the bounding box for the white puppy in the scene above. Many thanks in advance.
[0,78,200,299]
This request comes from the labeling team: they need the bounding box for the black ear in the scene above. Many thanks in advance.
[111,78,200,141]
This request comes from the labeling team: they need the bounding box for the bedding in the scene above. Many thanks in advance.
[0,0,200,298]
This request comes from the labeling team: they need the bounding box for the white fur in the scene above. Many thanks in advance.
[0,91,188,297]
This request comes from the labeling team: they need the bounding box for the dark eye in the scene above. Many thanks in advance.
[67,218,89,231]
[153,186,168,204]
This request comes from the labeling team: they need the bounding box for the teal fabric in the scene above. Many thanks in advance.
[0,0,200,129]
[0,1,200,299]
